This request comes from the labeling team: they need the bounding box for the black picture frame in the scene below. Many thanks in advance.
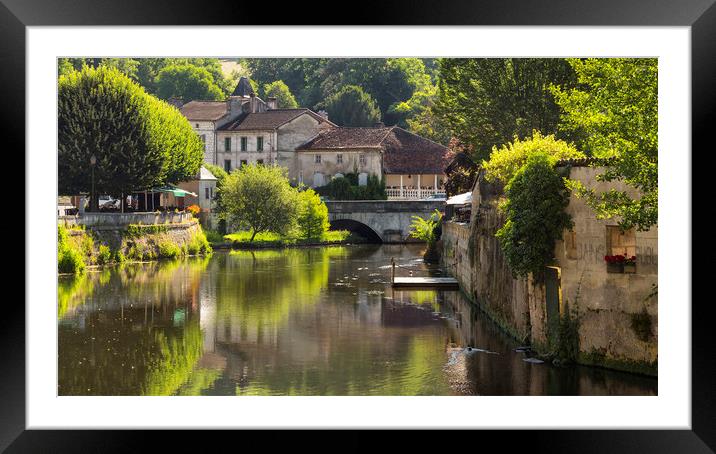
[4,0,710,450]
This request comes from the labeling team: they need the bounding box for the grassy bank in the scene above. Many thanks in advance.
[57,222,212,274]
[214,229,364,249]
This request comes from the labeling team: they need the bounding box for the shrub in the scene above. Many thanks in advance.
[483,131,584,184]
[204,230,225,243]
[97,244,112,265]
[315,173,387,200]
[114,249,126,263]
[58,225,86,274]
[187,230,212,255]
[296,189,329,240]
[158,241,182,259]
[409,209,442,245]
[58,246,86,274]
[495,153,572,278]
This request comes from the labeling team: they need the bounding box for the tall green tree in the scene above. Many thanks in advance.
[58,66,203,209]
[323,85,381,127]
[221,165,299,241]
[155,64,225,102]
[551,58,658,231]
[433,58,577,161]
[262,80,299,108]
[296,189,329,240]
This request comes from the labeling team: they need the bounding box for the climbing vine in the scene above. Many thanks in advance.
[495,153,572,278]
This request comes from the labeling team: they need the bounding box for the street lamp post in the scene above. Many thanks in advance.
[90,154,96,212]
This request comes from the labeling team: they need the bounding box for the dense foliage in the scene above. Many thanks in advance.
[58,58,238,102]
[262,80,298,108]
[220,164,300,241]
[314,173,387,200]
[551,58,658,231]
[433,58,578,161]
[295,189,330,240]
[58,66,203,207]
[322,85,382,127]
[155,64,225,101]
[409,209,443,245]
[483,131,584,184]
[443,139,479,197]
[496,154,573,278]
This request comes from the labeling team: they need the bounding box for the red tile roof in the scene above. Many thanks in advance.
[179,101,228,121]
[298,126,450,174]
[218,109,334,131]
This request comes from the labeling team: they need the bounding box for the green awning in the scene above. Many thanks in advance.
[150,185,197,197]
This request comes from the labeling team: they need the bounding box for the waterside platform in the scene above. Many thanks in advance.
[391,277,459,289]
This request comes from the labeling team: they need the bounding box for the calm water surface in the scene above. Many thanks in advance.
[58,244,657,396]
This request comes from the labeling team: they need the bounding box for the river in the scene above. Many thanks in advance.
[58,244,657,396]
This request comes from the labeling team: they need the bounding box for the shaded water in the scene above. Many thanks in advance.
[58,244,657,396]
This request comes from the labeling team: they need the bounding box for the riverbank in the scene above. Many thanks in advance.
[58,220,212,274]
[209,229,369,250]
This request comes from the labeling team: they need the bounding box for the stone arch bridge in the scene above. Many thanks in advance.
[325,200,444,243]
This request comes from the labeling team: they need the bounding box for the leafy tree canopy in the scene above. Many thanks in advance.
[322,85,382,127]
[58,66,203,204]
[262,80,298,108]
[433,58,578,161]
[220,164,299,241]
[155,64,225,102]
[551,58,658,231]
[483,131,585,184]
[296,189,330,240]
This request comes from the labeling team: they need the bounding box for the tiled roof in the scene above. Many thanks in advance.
[179,101,228,121]
[297,126,450,174]
[296,127,393,150]
[381,127,451,175]
[218,109,333,131]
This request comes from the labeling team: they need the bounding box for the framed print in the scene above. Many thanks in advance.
[5,0,712,450]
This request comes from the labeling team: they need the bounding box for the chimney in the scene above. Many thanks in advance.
[249,92,258,113]
[318,110,329,120]
[267,97,277,110]
[228,96,242,117]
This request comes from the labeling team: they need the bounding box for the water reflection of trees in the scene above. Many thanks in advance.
[58,258,217,395]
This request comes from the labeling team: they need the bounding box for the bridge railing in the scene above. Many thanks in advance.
[386,188,445,200]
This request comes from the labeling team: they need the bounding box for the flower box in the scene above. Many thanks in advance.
[606,262,624,273]
[623,263,637,274]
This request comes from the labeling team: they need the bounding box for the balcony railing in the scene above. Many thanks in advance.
[386,188,445,200]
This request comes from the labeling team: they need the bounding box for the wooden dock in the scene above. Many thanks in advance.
[391,277,460,289]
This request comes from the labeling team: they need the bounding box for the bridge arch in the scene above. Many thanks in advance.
[330,219,382,243]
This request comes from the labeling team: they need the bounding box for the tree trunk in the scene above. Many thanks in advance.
[250,229,257,242]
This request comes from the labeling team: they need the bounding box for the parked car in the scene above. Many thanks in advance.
[99,196,120,210]
[422,193,447,201]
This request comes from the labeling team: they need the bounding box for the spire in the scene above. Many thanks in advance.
[231,77,254,97]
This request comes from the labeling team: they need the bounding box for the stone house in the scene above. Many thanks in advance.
[441,161,658,375]
[295,125,451,196]
[176,166,218,228]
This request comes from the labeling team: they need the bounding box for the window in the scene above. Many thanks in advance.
[200,134,206,151]
[359,154,366,166]
[195,123,199,128]
[241,137,248,152]
[240,160,248,167]
[224,160,231,172]
[606,226,636,257]
[224,137,231,152]
[257,159,264,165]
[257,137,264,151]
[315,154,321,164]
[336,154,343,164]
[205,187,210,200]
[565,229,577,260]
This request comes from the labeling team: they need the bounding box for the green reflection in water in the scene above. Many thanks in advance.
[58,257,213,396]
